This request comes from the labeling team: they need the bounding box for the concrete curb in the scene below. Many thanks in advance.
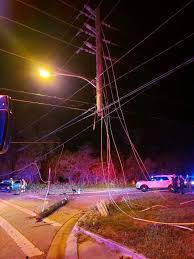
[65,225,79,259]
[74,226,147,259]
[46,214,81,259]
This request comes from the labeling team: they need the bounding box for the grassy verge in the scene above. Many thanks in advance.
[78,193,194,259]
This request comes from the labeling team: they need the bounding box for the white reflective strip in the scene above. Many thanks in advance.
[0,216,43,257]
[0,199,61,227]
[0,199,36,216]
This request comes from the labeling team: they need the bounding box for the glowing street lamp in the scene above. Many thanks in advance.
[38,68,96,88]
[38,68,51,78]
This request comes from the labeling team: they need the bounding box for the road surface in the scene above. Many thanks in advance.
[0,188,165,258]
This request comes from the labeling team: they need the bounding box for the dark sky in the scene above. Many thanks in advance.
[0,0,193,156]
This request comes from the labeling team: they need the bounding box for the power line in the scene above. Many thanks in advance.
[9,57,194,176]
[1,1,192,145]
[53,0,91,52]
[22,58,193,154]
[0,16,80,48]
[108,0,193,70]
[76,0,193,92]
[104,32,194,87]
[1,87,93,106]
[18,106,95,152]
[105,57,194,112]
[12,98,89,112]
[11,141,62,144]
[15,0,81,30]
[57,0,80,12]
[0,47,37,63]
[60,0,118,67]
[17,108,56,135]
[103,0,121,21]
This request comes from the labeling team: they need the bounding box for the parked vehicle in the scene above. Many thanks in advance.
[136,175,173,192]
[0,179,22,192]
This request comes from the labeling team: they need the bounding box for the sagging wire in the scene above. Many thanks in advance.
[102,29,167,203]
[102,43,149,210]
[100,45,194,229]
[34,162,48,184]
[102,74,138,217]
[53,144,65,183]
[102,114,194,230]
[100,0,193,80]
[18,106,95,152]
[99,81,125,214]
[102,29,149,180]
[3,58,192,185]
[100,113,129,216]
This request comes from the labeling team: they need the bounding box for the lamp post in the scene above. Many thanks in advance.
[38,68,96,88]
[38,68,101,113]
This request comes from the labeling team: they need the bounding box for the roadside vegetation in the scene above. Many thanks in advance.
[78,193,194,259]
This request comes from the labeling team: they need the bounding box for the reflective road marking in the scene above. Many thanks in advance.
[0,216,44,258]
[0,199,61,227]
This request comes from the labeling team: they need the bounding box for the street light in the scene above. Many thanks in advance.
[38,67,104,116]
[38,68,96,88]
[38,68,51,78]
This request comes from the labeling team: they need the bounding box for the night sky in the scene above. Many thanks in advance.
[0,0,193,158]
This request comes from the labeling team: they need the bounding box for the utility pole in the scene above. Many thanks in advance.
[95,7,103,117]
[76,5,116,116]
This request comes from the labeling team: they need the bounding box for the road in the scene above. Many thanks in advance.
[0,188,165,259]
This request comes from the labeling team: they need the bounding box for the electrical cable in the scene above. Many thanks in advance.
[0,16,80,48]
[103,34,166,210]
[102,31,149,179]
[19,57,194,163]
[104,57,194,112]
[60,0,120,67]
[1,87,94,106]
[102,80,138,216]
[19,1,92,137]
[15,0,81,30]
[103,0,121,21]
[57,0,81,12]
[102,45,146,213]
[4,58,193,180]
[104,32,194,87]
[18,106,95,152]
[12,98,89,111]
[77,0,193,93]
[17,57,194,158]
[102,85,194,228]
[102,0,193,76]
[53,144,65,183]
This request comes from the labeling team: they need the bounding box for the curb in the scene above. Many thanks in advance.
[46,213,81,259]
[74,226,147,259]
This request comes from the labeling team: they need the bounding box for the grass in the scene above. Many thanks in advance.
[78,193,194,259]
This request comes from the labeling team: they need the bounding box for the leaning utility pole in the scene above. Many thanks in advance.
[95,7,103,117]
[76,5,116,116]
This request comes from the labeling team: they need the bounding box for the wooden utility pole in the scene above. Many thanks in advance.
[95,7,103,117]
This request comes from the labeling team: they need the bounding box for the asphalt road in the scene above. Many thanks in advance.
[0,188,166,259]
